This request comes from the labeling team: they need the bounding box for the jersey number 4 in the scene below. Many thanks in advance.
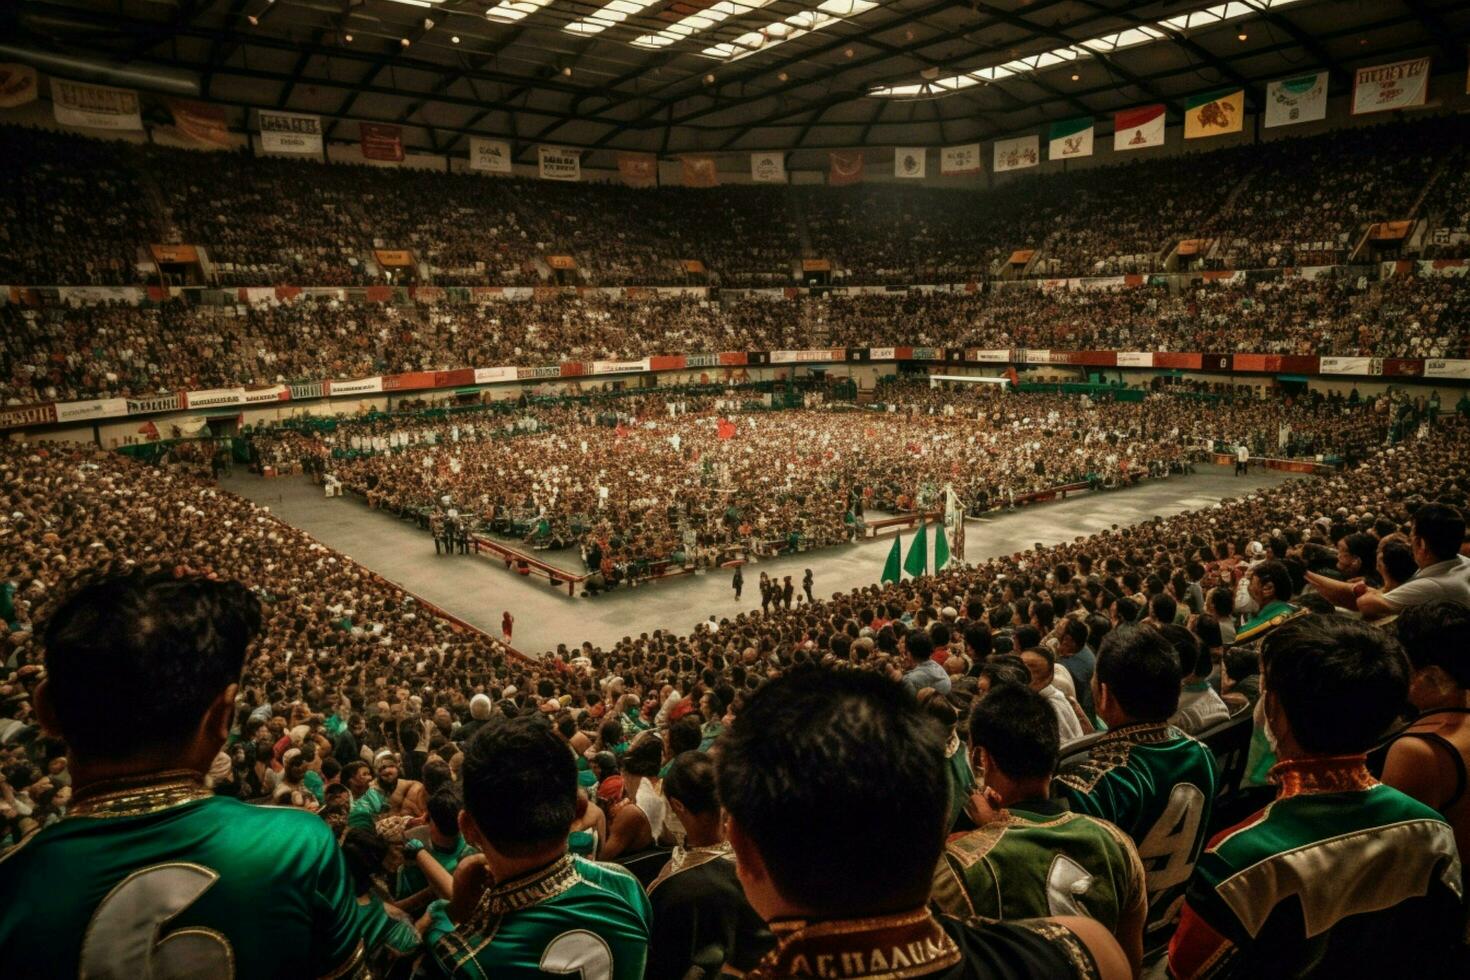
[1137,783,1206,922]
[80,862,234,980]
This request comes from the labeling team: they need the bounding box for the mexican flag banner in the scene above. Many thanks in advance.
[1114,104,1165,151]
[1047,116,1093,160]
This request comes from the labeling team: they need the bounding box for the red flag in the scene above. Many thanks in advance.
[1005,366,1020,387]
[615,422,629,439]
[717,418,737,440]
[138,420,159,440]
[360,123,404,161]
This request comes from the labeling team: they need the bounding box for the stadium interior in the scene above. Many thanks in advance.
[2,0,1470,977]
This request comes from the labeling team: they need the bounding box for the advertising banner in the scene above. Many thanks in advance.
[538,145,581,181]
[474,367,518,384]
[258,110,322,155]
[0,403,57,429]
[828,150,864,186]
[617,152,658,187]
[184,387,245,409]
[771,349,845,363]
[52,79,141,130]
[469,137,513,173]
[591,359,651,375]
[55,398,128,423]
[169,100,232,146]
[681,155,718,187]
[1425,359,1470,380]
[327,377,384,396]
[1319,356,1378,375]
[359,123,404,162]
[241,385,290,403]
[1352,57,1431,115]
[1116,352,1155,368]
[750,152,786,183]
[0,63,38,109]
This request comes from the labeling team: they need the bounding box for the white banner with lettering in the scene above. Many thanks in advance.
[1116,352,1155,368]
[474,367,518,384]
[470,138,513,174]
[538,146,581,181]
[52,80,141,130]
[327,377,384,396]
[1264,72,1328,128]
[1425,359,1470,380]
[1352,57,1431,115]
[258,110,323,155]
[993,135,1040,173]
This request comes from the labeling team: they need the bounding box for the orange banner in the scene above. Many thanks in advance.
[1176,238,1208,256]
[1370,220,1412,241]
[374,249,415,267]
[681,259,707,273]
[546,255,577,270]
[681,155,719,188]
[617,152,658,188]
[1007,249,1034,266]
[801,259,832,273]
[829,150,865,186]
[169,100,231,146]
[150,244,199,263]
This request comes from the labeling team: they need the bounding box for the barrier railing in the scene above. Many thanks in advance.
[471,534,587,597]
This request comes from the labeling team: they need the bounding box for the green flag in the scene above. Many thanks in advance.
[904,521,928,578]
[881,533,902,584]
[934,521,950,571]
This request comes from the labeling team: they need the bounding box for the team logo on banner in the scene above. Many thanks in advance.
[1047,117,1093,160]
[618,152,658,187]
[360,123,404,161]
[750,152,786,183]
[1184,89,1243,139]
[52,79,141,130]
[1352,57,1431,115]
[681,155,718,188]
[940,143,982,175]
[0,64,38,108]
[992,135,1039,172]
[470,137,513,173]
[894,147,926,179]
[829,150,865,186]
[169,100,232,147]
[1265,72,1328,128]
[258,110,322,155]
[1114,104,1165,151]
[538,145,581,181]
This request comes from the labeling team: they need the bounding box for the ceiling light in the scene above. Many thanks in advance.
[1237,31,1248,41]
[344,32,353,42]
[777,71,789,82]
[704,73,716,84]
[1071,72,1080,81]
[423,17,435,29]
[246,14,258,25]
[451,34,461,43]
[904,28,914,42]
[562,65,573,76]
[843,47,854,58]
[400,37,412,46]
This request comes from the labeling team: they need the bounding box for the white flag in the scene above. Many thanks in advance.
[750,151,786,183]
[894,147,926,178]
[470,137,513,173]
[537,145,581,181]
[258,110,322,155]
[1264,72,1328,128]
[52,80,141,131]
[940,143,982,175]
[1352,57,1430,115]
[992,135,1039,172]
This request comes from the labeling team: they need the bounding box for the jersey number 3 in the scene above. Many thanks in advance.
[80,863,234,980]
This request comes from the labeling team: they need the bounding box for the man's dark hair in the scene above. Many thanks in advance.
[341,827,389,894]
[1150,593,1177,625]
[716,666,947,917]
[1251,560,1294,604]
[1095,624,1182,722]
[1260,615,1409,755]
[1224,647,1260,684]
[969,683,1059,782]
[905,631,934,662]
[341,760,370,784]
[1113,596,1140,624]
[622,734,664,777]
[963,623,992,659]
[1379,537,1418,586]
[668,716,703,756]
[1412,504,1466,562]
[1159,622,1206,679]
[1013,625,1041,652]
[1341,532,1378,574]
[1061,618,1089,650]
[461,714,576,855]
[663,750,719,815]
[1397,601,1470,689]
[980,655,1032,691]
[427,785,463,836]
[41,572,262,759]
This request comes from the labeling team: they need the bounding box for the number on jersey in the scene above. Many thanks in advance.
[80,862,234,980]
[540,929,615,980]
[1137,782,1206,915]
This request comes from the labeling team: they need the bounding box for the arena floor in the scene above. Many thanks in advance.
[224,463,1300,657]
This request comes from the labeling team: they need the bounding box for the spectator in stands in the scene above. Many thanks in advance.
[716,667,1128,979]
[1234,560,1300,644]
[1374,601,1470,906]
[646,750,772,979]
[1056,624,1218,951]
[933,682,1147,974]
[890,629,950,696]
[420,714,651,977]
[340,826,422,970]
[1161,624,1230,735]
[1169,615,1464,978]
[395,785,476,916]
[1056,617,1097,717]
[0,571,366,978]
[1355,503,1470,617]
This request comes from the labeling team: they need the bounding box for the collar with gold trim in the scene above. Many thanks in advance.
[1097,721,1179,747]
[746,907,961,979]
[471,853,581,920]
[67,771,212,819]
[1270,755,1376,799]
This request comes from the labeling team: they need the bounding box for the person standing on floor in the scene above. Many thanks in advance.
[502,610,514,647]
[732,565,743,602]
[802,568,814,604]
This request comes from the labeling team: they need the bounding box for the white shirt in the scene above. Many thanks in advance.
[1172,684,1231,735]
[1041,685,1085,745]
[1382,556,1470,611]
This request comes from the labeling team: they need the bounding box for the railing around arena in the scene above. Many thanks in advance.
[470,534,587,597]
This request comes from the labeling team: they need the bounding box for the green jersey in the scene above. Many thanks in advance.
[424,854,651,979]
[932,799,1147,938]
[358,890,421,968]
[1055,721,1218,944]
[348,785,389,831]
[394,835,477,900]
[0,778,363,979]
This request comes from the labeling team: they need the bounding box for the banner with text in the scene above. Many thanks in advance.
[258,110,322,155]
[470,138,513,173]
[538,146,581,181]
[55,398,128,424]
[327,377,383,396]
[894,147,926,179]
[750,152,786,183]
[1265,71,1328,128]
[1352,57,1431,115]
[1425,359,1470,380]
[993,135,1039,172]
[52,79,141,130]
[940,143,982,175]
[1047,117,1094,160]
[360,123,404,162]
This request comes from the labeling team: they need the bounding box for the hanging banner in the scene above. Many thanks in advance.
[1425,359,1470,380]
[750,151,786,183]
[617,152,658,187]
[55,398,128,423]
[327,377,384,396]
[546,255,577,270]
[992,134,1039,172]
[894,147,926,179]
[169,100,231,146]
[150,244,199,264]
[1184,88,1243,139]
[469,137,513,173]
[1116,352,1154,368]
[1114,104,1165,151]
[940,143,982,175]
[681,155,718,188]
[1352,57,1430,115]
[258,110,322,155]
[538,145,581,181]
[968,349,1010,363]
[828,150,864,186]
[52,79,141,130]
[0,63,39,109]
[1264,71,1328,128]
[1047,117,1094,160]
[374,250,415,267]
[360,123,404,161]
[474,367,517,384]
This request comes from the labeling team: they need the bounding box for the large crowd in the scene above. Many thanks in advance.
[4,270,1468,405]
[4,116,1467,289]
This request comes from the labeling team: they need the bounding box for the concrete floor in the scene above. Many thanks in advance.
[225,463,1299,656]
